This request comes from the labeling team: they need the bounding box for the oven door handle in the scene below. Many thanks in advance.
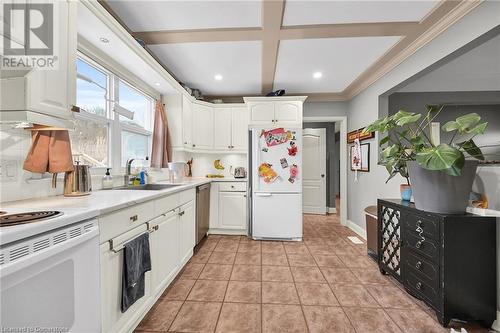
[0,226,98,277]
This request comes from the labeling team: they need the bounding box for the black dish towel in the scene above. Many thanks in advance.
[121,232,151,313]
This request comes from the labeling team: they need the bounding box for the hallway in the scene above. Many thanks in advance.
[135,214,486,333]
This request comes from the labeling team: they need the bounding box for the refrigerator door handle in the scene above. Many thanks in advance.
[255,193,272,197]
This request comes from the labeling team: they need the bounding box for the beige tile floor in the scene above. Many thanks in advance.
[135,214,491,333]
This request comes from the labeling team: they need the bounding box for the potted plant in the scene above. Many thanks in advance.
[364,105,488,214]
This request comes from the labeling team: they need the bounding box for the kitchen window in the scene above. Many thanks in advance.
[72,54,154,170]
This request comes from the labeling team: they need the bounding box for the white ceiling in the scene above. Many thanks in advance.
[106,0,262,32]
[398,33,500,92]
[274,36,401,93]
[149,41,262,95]
[283,0,439,26]
[77,2,178,95]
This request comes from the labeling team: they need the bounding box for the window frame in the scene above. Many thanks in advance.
[74,53,155,173]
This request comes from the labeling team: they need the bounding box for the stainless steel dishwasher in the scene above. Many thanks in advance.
[196,183,210,244]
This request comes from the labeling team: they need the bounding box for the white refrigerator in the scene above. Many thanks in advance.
[249,127,302,240]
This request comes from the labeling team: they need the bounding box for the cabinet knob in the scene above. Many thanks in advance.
[415,261,422,270]
[416,282,422,290]
[184,142,188,144]
[192,144,196,147]
[228,145,231,148]
[321,174,325,178]
[130,215,138,222]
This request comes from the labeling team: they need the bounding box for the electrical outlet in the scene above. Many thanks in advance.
[0,160,19,182]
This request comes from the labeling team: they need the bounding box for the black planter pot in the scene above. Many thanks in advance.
[407,160,478,214]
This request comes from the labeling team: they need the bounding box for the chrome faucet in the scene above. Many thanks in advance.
[124,158,136,186]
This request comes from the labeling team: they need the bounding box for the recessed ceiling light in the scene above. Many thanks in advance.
[214,74,223,81]
[313,72,322,79]
[99,37,109,44]
[155,82,160,86]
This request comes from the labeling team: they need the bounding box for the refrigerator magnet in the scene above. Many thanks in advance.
[280,158,289,168]
[288,142,298,156]
[288,164,298,183]
[258,163,279,183]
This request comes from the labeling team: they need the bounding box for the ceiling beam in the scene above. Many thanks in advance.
[134,27,262,45]
[280,21,420,40]
[261,0,285,94]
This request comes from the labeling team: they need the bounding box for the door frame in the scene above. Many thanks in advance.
[302,116,348,227]
[302,128,327,215]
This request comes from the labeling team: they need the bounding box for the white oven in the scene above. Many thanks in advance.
[0,219,100,332]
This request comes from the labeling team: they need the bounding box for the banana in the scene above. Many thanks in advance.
[214,159,225,170]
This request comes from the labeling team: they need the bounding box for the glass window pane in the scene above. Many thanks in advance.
[70,118,109,167]
[76,58,107,117]
[118,80,151,129]
[121,131,149,166]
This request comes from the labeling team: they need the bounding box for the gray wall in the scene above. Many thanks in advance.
[303,101,348,117]
[303,122,338,208]
[346,1,500,315]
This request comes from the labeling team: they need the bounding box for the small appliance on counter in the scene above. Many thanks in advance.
[233,167,247,179]
[168,162,187,183]
[63,162,92,196]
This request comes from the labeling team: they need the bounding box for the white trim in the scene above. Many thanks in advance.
[347,219,367,240]
[328,207,337,214]
[208,229,247,236]
[492,311,500,332]
[302,116,348,228]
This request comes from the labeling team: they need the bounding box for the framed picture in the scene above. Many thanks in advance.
[347,128,374,143]
[350,143,370,172]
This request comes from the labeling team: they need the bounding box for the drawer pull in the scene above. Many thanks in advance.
[416,226,423,234]
[130,215,138,222]
[415,261,422,270]
[416,220,422,227]
[416,282,422,290]
[416,239,424,249]
[179,211,185,216]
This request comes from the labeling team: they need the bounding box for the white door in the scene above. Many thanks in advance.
[231,107,248,151]
[182,96,192,147]
[275,101,301,125]
[248,103,275,124]
[213,108,232,150]
[150,211,179,296]
[179,200,195,265]
[302,128,327,214]
[219,191,247,230]
[192,104,214,150]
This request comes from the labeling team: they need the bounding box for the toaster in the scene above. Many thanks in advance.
[234,167,247,179]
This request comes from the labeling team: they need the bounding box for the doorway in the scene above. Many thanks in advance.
[302,116,348,226]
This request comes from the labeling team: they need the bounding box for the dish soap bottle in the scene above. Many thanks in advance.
[102,168,114,189]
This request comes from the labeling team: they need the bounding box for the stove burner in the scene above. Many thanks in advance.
[0,211,63,227]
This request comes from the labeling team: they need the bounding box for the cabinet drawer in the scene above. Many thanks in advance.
[404,251,439,286]
[404,213,439,240]
[219,182,247,192]
[155,193,180,216]
[180,188,196,204]
[405,231,439,262]
[405,270,440,309]
[99,201,155,243]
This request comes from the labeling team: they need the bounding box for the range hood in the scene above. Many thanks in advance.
[0,110,74,130]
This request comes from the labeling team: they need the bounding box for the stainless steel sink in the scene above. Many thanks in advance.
[115,184,181,190]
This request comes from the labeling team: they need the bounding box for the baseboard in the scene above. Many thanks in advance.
[328,207,337,214]
[347,220,367,240]
[208,228,248,236]
[492,310,500,332]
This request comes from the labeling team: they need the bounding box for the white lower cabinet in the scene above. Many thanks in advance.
[209,182,247,235]
[99,189,196,333]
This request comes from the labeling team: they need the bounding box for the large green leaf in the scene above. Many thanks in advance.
[442,113,482,133]
[395,113,422,126]
[458,139,484,160]
[364,117,389,133]
[379,135,390,147]
[444,153,465,176]
[466,122,488,135]
[415,144,463,171]
[381,144,399,159]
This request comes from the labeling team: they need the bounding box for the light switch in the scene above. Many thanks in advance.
[1,160,18,182]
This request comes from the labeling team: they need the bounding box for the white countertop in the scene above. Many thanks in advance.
[0,177,247,245]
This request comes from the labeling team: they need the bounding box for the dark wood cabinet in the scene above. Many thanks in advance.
[378,199,497,327]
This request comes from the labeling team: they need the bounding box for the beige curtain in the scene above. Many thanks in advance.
[150,100,172,168]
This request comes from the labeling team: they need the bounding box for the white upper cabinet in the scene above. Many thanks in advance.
[245,97,306,126]
[213,108,232,150]
[164,94,183,148]
[248,103,275,124]
[192,103,214,150]
[231,107,248,151]
[1,0,77,121]
[182,95,193,148]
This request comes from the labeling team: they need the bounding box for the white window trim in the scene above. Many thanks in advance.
[75,53,156,173]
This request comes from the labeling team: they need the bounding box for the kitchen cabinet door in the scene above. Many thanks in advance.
[192,104,214,150]
[231,107,248,151]
[248,102,274,124]
[27,0,77,120]
[213,108,232,150]
[150,211,179,297]
[182,96,193,148]
[274,101,302,125]
[179,200,195,265]
[219,191,247,230]
[164,94,183,148]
